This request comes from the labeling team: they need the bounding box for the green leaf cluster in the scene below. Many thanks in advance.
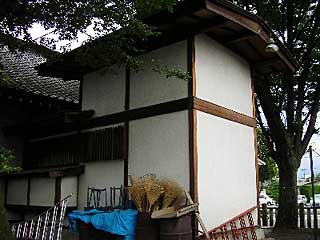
[0,147,20,173]
[266,178,279,203]
[300,185,320,202]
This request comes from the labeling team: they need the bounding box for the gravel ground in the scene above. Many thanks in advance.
[265,228,320,240]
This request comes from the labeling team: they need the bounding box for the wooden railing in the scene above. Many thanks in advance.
[259,203,320,228]
[201,206,258,240]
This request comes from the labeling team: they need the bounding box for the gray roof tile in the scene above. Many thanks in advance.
[0,46,79,103]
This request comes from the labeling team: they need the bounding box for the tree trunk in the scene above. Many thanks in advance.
[275,164,298,229]
[0,194,14,240]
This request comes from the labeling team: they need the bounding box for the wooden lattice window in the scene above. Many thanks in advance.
[24,125,124,169]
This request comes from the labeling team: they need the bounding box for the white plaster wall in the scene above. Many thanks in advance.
[61,176,78,207]
[130,41,188,109]
[197,111,257,228]
[195,34,253,116]
[82,66,126,117]
[78,161,124,209]
[6,178,28,205]
[29,178,55,206]
[129,111,189,190]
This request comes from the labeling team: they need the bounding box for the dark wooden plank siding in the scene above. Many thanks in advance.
[24,125,124,169]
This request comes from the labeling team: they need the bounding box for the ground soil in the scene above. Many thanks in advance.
[265,228,320,240]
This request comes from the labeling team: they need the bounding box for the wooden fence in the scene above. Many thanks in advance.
[260,203,320,228]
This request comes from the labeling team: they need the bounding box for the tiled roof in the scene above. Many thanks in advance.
[0,46,79,103]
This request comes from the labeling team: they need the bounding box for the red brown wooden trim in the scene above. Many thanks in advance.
[194,98,256,128]
[54,177,62,204]
[187,36,196,97]
[189,110,198,202]
[251,71,260,208]
[187,36,198,201]
[188,35,198,238]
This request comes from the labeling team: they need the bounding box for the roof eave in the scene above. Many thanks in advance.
[205,0,299,73]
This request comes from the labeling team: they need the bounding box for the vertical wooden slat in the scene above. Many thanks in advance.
[27,177,31,206]
[124,66,130,187]
[55,177,62,204]
[188,36,198,239]
[307,208,312,228]
[261,204,268,226]
[299,204,305,228]
[269,208,274,226]
[188,35,197,202]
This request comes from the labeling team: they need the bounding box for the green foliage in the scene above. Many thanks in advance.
[152,60,191,81]
[257,128,278,183]
[266,178,279,203]
[300,185,320,202]
[0,147,20,173]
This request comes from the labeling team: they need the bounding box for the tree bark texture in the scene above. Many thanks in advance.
[275,165,298,229]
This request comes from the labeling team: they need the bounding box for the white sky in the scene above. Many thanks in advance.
[28,23,92,52]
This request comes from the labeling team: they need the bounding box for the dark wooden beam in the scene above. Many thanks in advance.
[54,177,62,204]
[0,165,85,178]
[194,98,256,127]
[25,97,193,139]
[124,67,130,187]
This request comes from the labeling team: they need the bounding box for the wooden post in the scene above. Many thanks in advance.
[269,207,274,226]
[261,204,268,227]
[307,208,312,228]
[299,203,305,228]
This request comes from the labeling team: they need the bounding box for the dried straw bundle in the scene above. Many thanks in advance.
[129,181,145,212]
[129,174,183,212]
[144,180,163,212]
[161,179,183,209]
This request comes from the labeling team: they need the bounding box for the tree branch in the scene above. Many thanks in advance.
[301,84,320,157]
[255,76,292,168]
[256,101,278,163]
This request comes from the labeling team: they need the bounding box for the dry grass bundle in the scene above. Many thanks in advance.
[129,181,145,212]
[144,180,163,212]
[161,179,183,209]
[129,174,183,212]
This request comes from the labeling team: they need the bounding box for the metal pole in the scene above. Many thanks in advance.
[309,145,318,240]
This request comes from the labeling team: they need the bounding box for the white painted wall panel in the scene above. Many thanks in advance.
[6,178,28,205]
[61,177,78,207]
[30,178,55,206]
[197,111,257,228]
[130,41,188,109]
[82,66,126,117]
[129,111,189,190]
[195,34,253,116]
[78,161,124,209]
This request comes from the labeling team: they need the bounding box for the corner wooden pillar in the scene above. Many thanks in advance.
[188,36,198,203]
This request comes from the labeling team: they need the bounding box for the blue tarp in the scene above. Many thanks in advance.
[68,209,138,240]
